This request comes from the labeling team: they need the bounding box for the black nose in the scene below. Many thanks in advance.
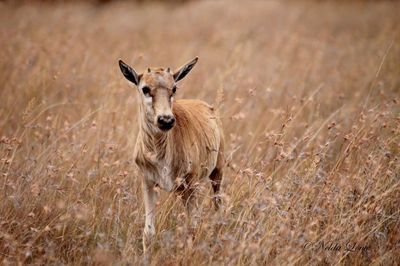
[157,115,175,130]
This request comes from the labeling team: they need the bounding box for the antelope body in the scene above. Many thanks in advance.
[118,57,224,253]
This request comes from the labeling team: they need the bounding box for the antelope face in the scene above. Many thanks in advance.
[119,57,198,132]
[140,69,176,131]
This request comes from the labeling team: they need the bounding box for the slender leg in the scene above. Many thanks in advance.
[142,179,158,254]
[181,187,198,242]
[176,174,198,239]
[210,141,224,210]
[209,167,223,210]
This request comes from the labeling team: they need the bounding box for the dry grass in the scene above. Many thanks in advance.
[1,1,400,265]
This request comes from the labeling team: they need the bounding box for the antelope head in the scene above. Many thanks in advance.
[119,57,198,132]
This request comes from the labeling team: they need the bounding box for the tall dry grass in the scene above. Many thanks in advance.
[0,1,399,265]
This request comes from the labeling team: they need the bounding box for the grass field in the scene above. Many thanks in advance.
[0,0,399,265]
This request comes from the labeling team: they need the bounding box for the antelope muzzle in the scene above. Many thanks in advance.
[157,115,175,131]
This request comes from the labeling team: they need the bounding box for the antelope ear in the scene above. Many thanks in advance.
[119,59,140,85]
[173,57,198,82]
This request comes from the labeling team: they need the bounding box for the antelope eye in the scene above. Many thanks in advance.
[142,86,151,95]
[172,86,177,94]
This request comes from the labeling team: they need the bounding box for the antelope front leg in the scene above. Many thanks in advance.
[142,179,158,254]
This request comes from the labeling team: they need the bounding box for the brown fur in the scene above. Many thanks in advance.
[135,99,224,191]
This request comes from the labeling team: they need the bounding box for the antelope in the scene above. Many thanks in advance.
[118,57,224,253]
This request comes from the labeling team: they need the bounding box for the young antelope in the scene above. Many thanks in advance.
[118,57,224,253]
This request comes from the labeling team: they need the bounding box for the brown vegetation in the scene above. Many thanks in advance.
[0,0,399,265]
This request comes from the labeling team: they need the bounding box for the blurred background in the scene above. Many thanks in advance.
[0,0,399,265]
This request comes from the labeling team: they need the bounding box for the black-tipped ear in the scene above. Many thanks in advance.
[119,59,140,85]
[173,57,198,82]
